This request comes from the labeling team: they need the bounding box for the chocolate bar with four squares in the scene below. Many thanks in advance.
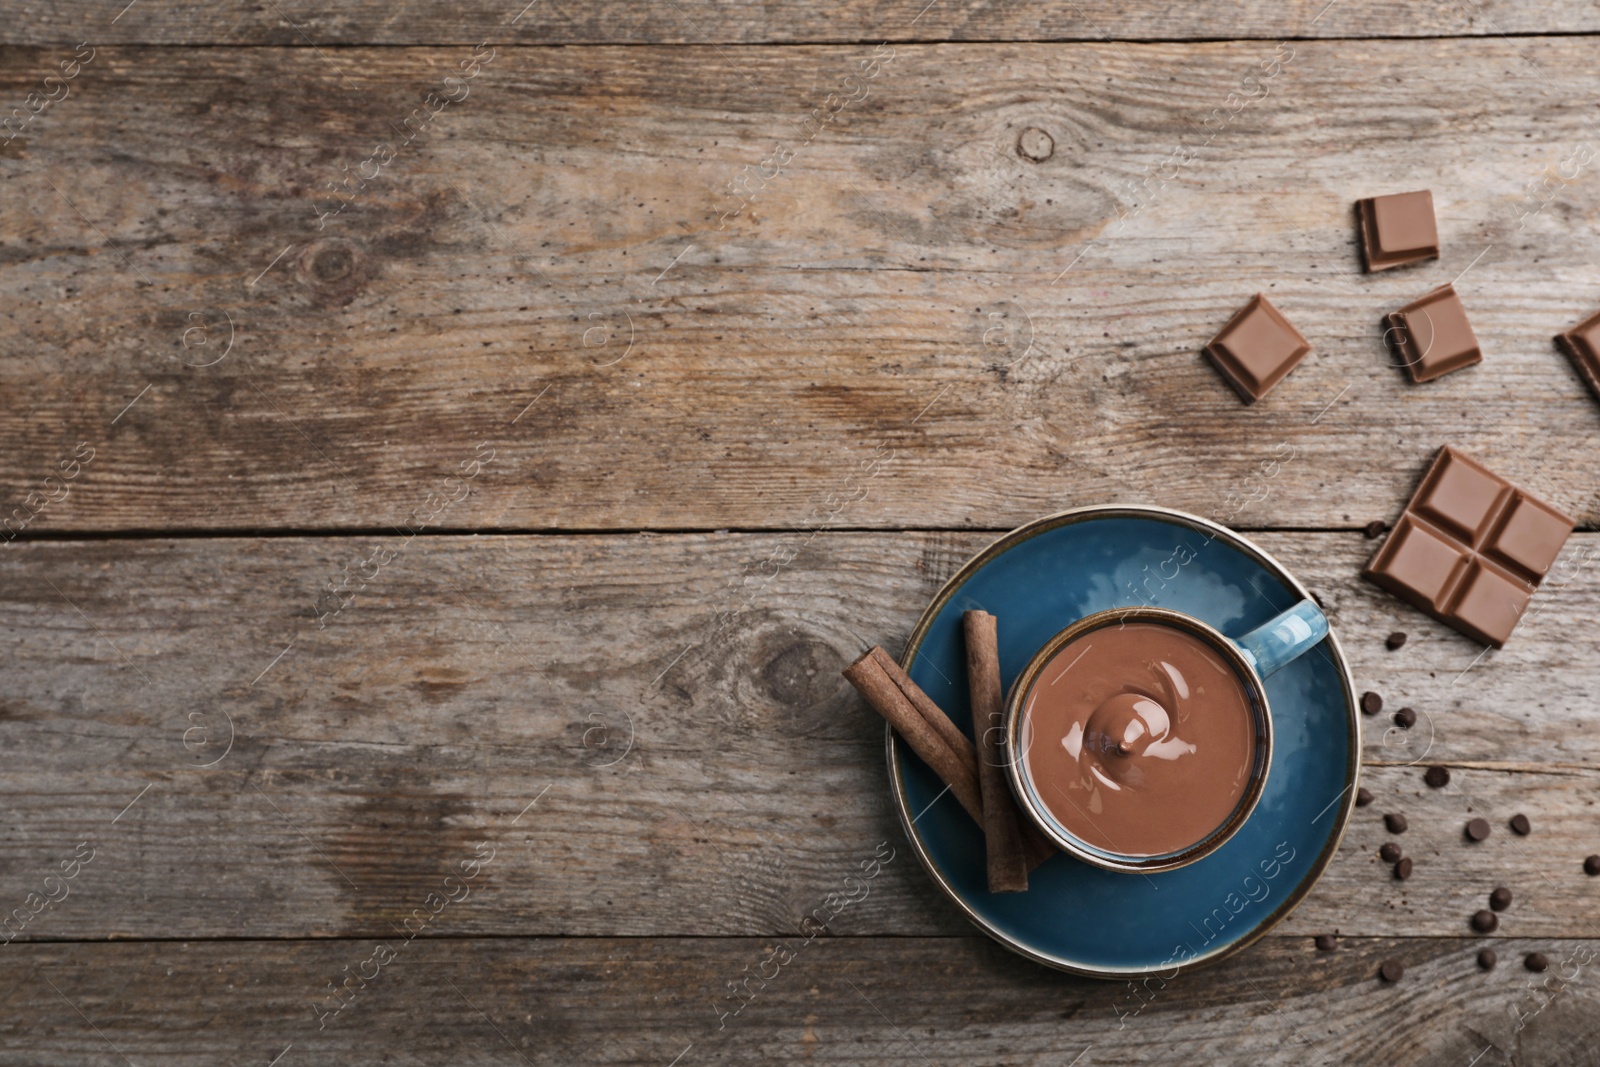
[1364,447,1575,646]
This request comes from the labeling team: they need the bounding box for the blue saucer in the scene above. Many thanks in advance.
[887,506,1359,977]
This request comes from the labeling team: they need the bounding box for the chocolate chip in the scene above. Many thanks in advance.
[1315,934,1336,951]
[1356,787,1374,807]
[1489,887,1512,912]
[1361,691,1383,716]
[1585,854,1600,876]
[1379,959,1404,982]
[1379,842,1403,863]
[1509,813,1531,836]
[1385,813,1408,834]
[1466,817,1491,842]
[1478,948,1497,970]
[1471,909,1499,933]
[1394,857,1413,880]
[1424,765,1450,788]
[1393,706,1417,729]
[1386,631,1408,650]
[1364,520,1389,539]
[1526,952,1549,973]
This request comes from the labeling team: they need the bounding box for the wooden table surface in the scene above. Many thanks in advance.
[4,3,1600,1064]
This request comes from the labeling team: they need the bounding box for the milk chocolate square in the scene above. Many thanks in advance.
[1414,447,1508,541]
[1485,495,1573,579]
[1555,308,1600,405]
[1364,447,1575,646]
[1385,284,1482,383]
[1357,190,1439,272]
[1378,516,1469,606]
[1202,294,1311,403]
[1450,563,1532,648]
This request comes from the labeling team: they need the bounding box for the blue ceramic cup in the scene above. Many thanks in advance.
[1002,598,1329,874]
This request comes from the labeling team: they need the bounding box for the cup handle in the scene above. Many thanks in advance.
[1230,598,1329,680]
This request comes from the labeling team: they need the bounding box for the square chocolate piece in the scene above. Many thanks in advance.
[1202,294,1311,403]
[1555,307,1600,405]
[1450,561,1532,647]
[1384,284,1482,383]
[1364,446,1576,646]
[1357,190,1439,271]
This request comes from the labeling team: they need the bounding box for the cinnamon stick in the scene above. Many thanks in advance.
[867,646,977,784]
[962,610,1029,893]
[846,645,1056,873]
[843,649,984,826]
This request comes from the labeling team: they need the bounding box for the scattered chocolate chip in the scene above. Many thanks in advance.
[1471,909,1499,933]
[1466,817,1491,842]
[1361,691,1383,716]
[1364,520,1389,539]
[1585,855,1600,876]
[1490,887,1512,912]
[1394,857,1413,880]
[1510,813,1531,836]
[1385,813,1408,834]
[1478,948,1497,970]
[1526,952,1549,973]
[1393,706,1418,729]
[1315,934,1336,951]
[1386,631,1408,650]
[1424,765,1450,788]
[1379,959,1405,982]
[1356,787,1374,807]
[1379,842,1403,863]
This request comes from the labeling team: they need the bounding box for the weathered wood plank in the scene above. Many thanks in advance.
[4,0,1600,45]
[1,935,1593,1065]
[0,40,1598,532]
[1,531,1598,941]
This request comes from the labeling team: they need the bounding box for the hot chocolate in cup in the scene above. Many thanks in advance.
[1002,600,1327,874]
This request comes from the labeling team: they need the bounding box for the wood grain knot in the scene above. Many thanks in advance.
[310,244,356,283]
[755,633,851,736]
[1016,127,1054,162]
[298,238,366,305]
[758,637,834,705]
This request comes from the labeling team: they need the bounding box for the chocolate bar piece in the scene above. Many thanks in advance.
[1384,284,1482,383]
[1357,190,1439,272]
[1364,447,1575,646]
[1555,308,1600,404]
[1203,294,1311,403]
